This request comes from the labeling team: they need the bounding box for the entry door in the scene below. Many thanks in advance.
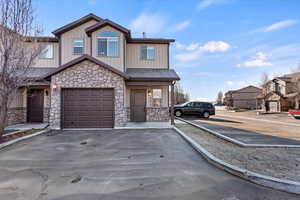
[131,89,146,122]
[27,89,44,123]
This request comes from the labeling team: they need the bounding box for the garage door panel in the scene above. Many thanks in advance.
[62,89,114,128]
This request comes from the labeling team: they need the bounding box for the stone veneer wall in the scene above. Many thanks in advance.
[7,107,26,126]
[146,107,170,122]
[49,60,126,129]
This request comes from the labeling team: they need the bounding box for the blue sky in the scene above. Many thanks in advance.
[35,0,300,101]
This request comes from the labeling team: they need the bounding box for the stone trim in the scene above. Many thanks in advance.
[146,107,170,122]
[49,60,126,129]
[7,107,26,126]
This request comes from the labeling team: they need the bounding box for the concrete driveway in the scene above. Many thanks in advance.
[0,129,298,200]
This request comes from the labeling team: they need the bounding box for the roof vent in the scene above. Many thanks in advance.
[142,32,146,38]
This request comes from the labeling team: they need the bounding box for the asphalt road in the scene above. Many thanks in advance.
[0,129,299,200]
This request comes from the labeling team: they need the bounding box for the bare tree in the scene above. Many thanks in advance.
[174,82,190,104]
[0,0,42,139]
[259,72,270,111]
[216,91,223,104]
[292,78,300,109]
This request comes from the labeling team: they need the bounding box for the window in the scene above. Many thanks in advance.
[141,46,155,60]
[73,39,84,55]
[152,89,162,107]
[39,44,53,59]
[97,31,119,57]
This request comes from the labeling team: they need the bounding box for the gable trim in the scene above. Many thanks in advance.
[52,13,102,37]
[85,19,131,37]
[43,54,129,80]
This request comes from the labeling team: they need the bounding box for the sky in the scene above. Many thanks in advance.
[34,0,300,101]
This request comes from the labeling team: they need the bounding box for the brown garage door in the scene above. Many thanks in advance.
[62,88,114,128]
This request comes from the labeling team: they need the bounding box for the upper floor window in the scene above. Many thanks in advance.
[141,46,155,60]
[39,44,53,59]
[97,30,119,57]
[73,39,84,55]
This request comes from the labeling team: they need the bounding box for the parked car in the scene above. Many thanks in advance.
[213,103,225,106]
[288,110,300,119]
[174,101,215,118]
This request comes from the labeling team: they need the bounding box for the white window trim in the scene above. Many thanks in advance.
[73,39,84,55]
[39,44,54,59]
[141,46,155,60]
[97,36,120,57]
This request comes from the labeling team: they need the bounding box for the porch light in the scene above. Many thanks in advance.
[148,90,152,97]
[52,84,58,89]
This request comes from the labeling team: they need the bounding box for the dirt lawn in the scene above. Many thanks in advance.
[189,110,300,141]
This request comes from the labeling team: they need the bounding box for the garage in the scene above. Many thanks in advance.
[268,101,279,112]
[62,88,114,128]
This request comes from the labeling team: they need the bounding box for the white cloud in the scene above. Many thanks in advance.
[175,42,185,50]
[175,20,191,32]
[175,41,231,62]
[186,43,201,51]
[200,41,231,52]
[197,0,232,10]
[260,20,297,32]
[175,50,201,62]
[237,52,272,67]
[129,13,167,35]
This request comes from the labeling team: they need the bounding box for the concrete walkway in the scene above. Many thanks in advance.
[0,129,298,199]
[5,123,48,130]
[189,119,300,146]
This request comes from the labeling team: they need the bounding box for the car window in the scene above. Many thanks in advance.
[194,102,202,108]
[203,103,213,109]
[186,102,194,107]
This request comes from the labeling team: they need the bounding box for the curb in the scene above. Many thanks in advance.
[176,117,300,148]
[173,126,300,195]
[0,129,50,150]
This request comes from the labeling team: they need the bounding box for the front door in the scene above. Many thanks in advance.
[27,89,44,123]
[131,89,146,122]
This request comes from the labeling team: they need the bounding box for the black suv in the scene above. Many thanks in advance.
[174,101,215,118]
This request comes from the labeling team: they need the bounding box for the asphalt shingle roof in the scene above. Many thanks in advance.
[126,68,180,81]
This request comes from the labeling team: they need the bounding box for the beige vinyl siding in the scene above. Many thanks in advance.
[61,20,98,64]
[9,88,26,108]
[125,86,168,107]
[91,26,125,72]
[126,43,168,69]
[27,42,59,68]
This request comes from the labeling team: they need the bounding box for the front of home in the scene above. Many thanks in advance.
[261,73,300,112]
[224,86,262,109]
[7,13,180,129]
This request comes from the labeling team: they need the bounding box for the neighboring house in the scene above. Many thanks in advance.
[7,13,180,129]
[260,72,300,112]
[223,90,235,107]
[224,86,262,109]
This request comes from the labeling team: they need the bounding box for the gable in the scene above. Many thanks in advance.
[43,55,129,80]
[52,13,102,36]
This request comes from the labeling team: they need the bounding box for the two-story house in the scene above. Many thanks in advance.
[224,86,262,109]
[261,72,300,112]
[7,13,180,129]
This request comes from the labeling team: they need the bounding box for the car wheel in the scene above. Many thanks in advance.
[175,110,182,117]
[203,112,210,119]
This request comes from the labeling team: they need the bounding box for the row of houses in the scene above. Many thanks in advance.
[224,72,300,112]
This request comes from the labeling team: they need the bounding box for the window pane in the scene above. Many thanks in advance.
[73,40,83,47]
[97,30,118,37]
[98,39,107,56]
[108,39,118,56]
[73,47,83,55]
[147,46,155,59]
[152,89,162,99]
[39,45,53,59]
[141,46,147,59]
